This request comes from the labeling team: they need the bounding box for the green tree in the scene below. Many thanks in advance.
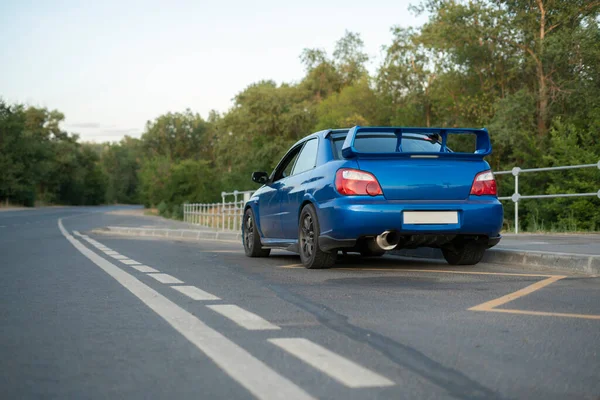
[101,136,141,203]
[141,109,213,161]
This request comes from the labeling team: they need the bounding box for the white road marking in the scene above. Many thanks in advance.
[129,265,159,273]
[120,259,142,265]
[147,273,184,284]
[58,219,314,400]
[172,285,221,301]
[207,305,281,331]
[109,254,129,260]
[104,251,119,255]
[269,338,395,388]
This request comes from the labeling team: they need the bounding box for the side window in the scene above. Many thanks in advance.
[272,145,302,182]
[292,139,318,175]
[282,151,300,178]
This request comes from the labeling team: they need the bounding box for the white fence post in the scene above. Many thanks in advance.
[513,167,520,234]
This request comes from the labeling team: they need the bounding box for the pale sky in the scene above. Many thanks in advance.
[1,0,427,143]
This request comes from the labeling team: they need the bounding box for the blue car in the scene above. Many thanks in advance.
[242,126,503,269]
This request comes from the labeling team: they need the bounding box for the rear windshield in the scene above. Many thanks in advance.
[331,132,443,159]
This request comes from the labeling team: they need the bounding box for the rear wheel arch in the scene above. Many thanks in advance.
[298,200,316,222]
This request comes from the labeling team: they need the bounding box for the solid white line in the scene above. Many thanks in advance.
[120,259,142,265]
[58,219,315,400]
[172,285,221,301]
[269,338,395,388]
[207,305,281,331]
[129,265,159,273]
[147,273,184,284]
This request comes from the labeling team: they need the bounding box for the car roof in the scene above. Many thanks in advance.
[292,129,348,147]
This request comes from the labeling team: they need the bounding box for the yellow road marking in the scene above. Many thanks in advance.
[279,264,304,269]
[335,268,556,278]
[278,264,557,278]
[469,276,566,311]
[276,263,600,320]
[474,308,600,320]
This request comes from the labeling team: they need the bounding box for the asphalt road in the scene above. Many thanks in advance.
[1,206,599,400]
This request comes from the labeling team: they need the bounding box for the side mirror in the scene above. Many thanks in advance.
[251,171,269,184]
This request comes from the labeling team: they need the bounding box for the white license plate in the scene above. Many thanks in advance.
[403,211,458,225]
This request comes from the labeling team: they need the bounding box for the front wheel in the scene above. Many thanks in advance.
[298,204,336,269]
[243,208,271,258]
[442,242,485,265]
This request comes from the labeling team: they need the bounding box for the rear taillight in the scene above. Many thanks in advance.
[335,168,383,196]
[470,171,497,196]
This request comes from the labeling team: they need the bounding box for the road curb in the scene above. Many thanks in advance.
[94,226,243,243]
[94,226,599,275]
[391,248,600,275]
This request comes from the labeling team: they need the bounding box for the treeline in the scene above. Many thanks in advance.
[0,104,105,206]
[1,0,599,230]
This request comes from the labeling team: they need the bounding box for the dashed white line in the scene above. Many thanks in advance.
[109,254,129,260]
[172,285,221,301]
[104,251,119,255]
[58,219,315,400]
[269,338,395,388]
[207,304,281,331]
[147,273,184,284]
[120,259,142,265]
[129,265,159,273]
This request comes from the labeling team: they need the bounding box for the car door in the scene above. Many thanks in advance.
[279,138,319,239]
[257,145,302,239]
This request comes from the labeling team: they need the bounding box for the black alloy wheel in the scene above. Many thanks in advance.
[298,204,336,269]
[243,208,270,257]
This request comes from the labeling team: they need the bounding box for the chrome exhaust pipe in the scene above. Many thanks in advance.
[375,230,400,251]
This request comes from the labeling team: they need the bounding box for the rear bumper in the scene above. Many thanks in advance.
[316,196,503,251]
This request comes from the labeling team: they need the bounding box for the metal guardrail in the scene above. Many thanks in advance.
[183,190,253,231]
[184,162,600,234]
[494,161,600,233]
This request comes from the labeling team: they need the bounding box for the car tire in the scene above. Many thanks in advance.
[298,204,336,269]
[243,208,271,258]
[442,242,485,265]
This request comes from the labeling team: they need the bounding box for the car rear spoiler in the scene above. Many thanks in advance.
[341,126,492,160]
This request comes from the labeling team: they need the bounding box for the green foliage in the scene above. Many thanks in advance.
[157,201,169,217]
[0,100,107,206]
[101,137,140,204]
[315,79,381,130]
